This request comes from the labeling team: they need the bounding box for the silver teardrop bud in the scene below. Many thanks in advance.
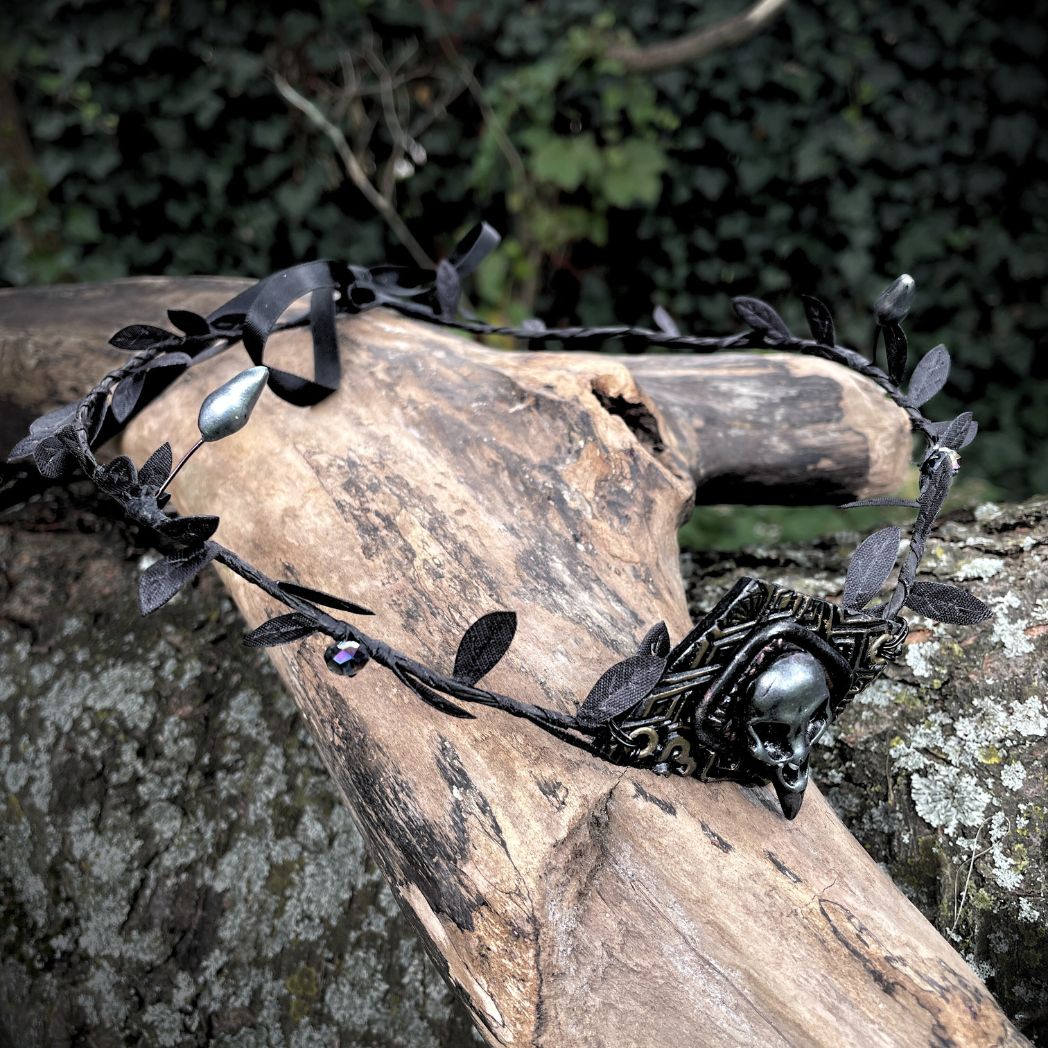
[197,366,269,442]
[873,274,915,326]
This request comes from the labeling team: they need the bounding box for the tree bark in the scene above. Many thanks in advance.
[0,280,1028,1046]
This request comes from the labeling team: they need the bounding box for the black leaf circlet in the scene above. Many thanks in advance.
[6,221,991,820]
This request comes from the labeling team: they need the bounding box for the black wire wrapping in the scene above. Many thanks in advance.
[5,222,993,799]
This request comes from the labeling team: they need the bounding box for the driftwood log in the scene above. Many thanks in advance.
[0,280,1028,1046]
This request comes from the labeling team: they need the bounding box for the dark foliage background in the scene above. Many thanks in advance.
[1,0,1045,518]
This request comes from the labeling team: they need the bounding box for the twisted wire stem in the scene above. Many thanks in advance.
[38,270,959,744]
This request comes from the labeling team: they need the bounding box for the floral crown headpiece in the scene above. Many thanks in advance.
[8,223,990,820]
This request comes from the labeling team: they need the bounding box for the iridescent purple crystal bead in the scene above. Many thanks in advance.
[324,639,369,677]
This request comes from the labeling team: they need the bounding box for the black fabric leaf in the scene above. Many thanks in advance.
[435,259,460,318]
[167,309,212,337]
[138,443,173,491]
[144,351,194,371]
[29,401,79,437]
[636,621,670,658]
[157,514,220,544]
[85,400,109,447]
[32,434,77,479]
[576,654,667,728]
[914,453,956,527]
[933,412,977,450]
[112,372,147,423]
[907,344,951,407]
[139,544,217,616]
[277,581,374,616]
[402,675,475,719]
[242,612,319,648]
[732,296,791,341]
[453,611,517,685]
[109,324,177,352]
[926,419,972,448]
[883,323,908,385]
[800,294,836,347]
[905,581,991,625]
[18,400,104,460]
[7,434,37,462]
[843,525,901,611]
[96,455,138,494]
[841,496,920,510]
[652,305,680,337]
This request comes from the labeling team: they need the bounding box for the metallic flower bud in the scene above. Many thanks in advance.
[873,274,915,326]
[197,366,269,442]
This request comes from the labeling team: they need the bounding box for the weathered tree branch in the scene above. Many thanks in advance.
[0,278,909,505]
[605,0,790,74]
[3,490,1044,1044]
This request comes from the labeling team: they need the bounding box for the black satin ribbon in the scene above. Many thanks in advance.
[343,222,501,315]
[82,221,504,445]
[203,221,502,407]
[446,221,501,277]
[207,259,340,406]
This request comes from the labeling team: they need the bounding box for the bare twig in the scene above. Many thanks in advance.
[273,72,434,268]
[366,49,413,202]
[605,0,789,73]
[950,818,992,936]
[435,36,528,187]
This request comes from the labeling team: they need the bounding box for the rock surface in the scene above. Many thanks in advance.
[1,485,1045,1045]
[0,484,480,1047]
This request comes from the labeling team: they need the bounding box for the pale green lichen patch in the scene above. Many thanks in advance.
[974,502,1003,523]
[990,592,1037,659]
[905,761,992,836]
[956,556,1006,581]
[1002,762,1027,791]
[0,504,476,1047]
[684,499,1048,1038]
[904,638,941,680]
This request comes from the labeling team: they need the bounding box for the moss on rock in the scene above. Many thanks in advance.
[0,486,479,1047]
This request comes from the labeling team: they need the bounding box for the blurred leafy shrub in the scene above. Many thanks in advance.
[1,0,1045,500]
